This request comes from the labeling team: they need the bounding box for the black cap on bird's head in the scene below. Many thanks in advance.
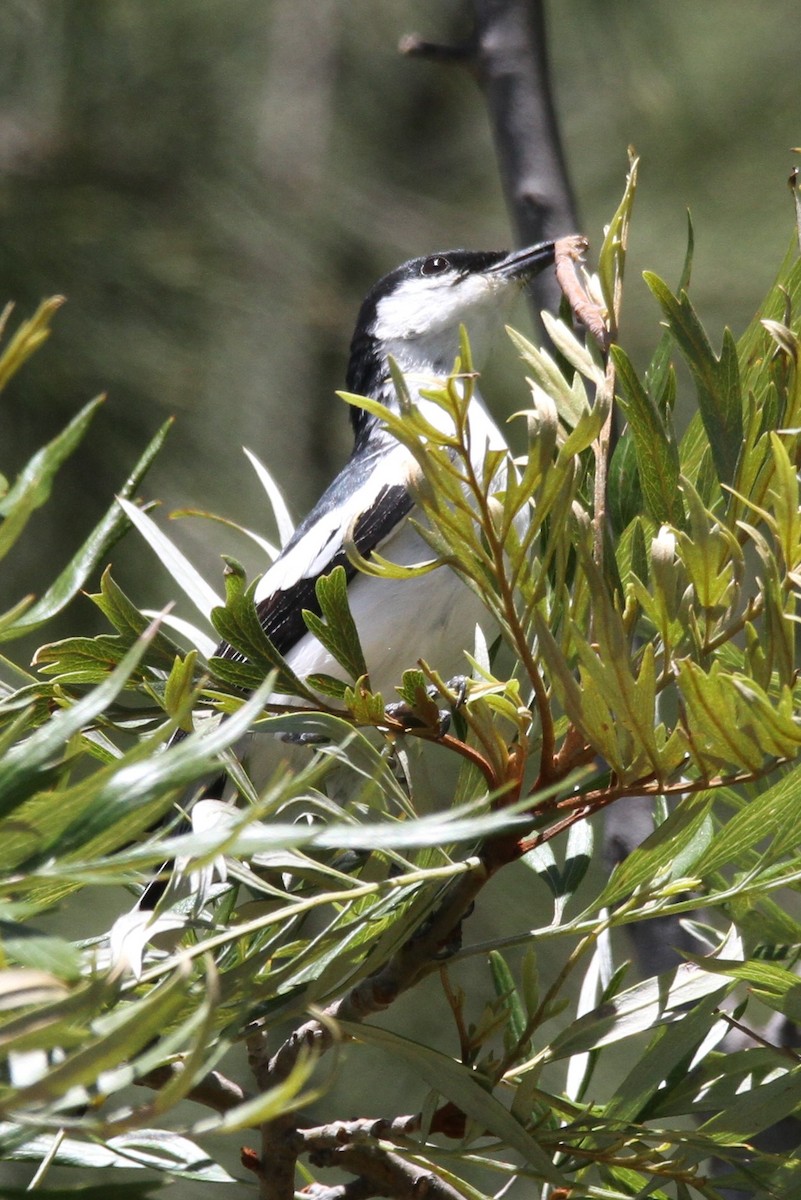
[346,241,556,412]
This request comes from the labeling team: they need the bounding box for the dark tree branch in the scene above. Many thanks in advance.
[471,0,578,313]
[401,1,578,318]
[308,1141,466,1200]
[296,1115,422,1145]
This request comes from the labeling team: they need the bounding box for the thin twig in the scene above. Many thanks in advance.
[716,1009,801,1064]
[398,33,473,64]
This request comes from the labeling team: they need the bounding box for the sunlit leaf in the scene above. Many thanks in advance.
[644,273,743,486]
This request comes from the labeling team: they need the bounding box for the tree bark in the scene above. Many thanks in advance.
[472,0,578,314]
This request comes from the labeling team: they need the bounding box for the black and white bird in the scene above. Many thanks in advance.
[227,242,557,706]
[135,242,556,916]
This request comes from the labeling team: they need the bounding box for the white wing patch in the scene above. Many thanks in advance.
[252,442,414,604]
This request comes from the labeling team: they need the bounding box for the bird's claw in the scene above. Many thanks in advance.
[384,698,451,736]
[385,675,470,737]
[442,674,469,709]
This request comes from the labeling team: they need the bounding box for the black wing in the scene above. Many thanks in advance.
[217,439,414,661]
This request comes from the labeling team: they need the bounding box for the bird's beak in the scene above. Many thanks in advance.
[486,241,556,281]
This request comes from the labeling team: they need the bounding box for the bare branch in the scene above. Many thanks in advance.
[136,1062,248,1113]
[254,1112,298,1200]
[295,1114,421,1147]
[309,1141,466,1200]
[472,0,579,314]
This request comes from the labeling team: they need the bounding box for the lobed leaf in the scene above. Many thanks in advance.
[645,272,743,487]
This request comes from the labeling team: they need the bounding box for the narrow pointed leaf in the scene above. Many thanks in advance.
[5,420,172,639]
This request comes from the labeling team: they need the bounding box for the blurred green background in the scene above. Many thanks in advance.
[1,0,798,639]
[1,2,799,1195]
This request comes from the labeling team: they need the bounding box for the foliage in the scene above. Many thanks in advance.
[3,175,801,1198]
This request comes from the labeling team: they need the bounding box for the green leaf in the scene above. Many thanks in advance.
[32,633,131,683]
[643,209,694,410]
[522,819,593,920]
[693,762,801,876]
[611,345,683,526]
[542,552,670,781]
[607,427,643,533]
[678,661,801,775]
[488,950,530,1056]
[546,948,735,1060]
[91,569,180,657]
[0,1180,160,1199]
[49,676,277,854]
[738,241,801,395]
[605,991,722,1123]
[644,272,743,486]
[117,495,221,620]
[210,566,318,702]
[343,679,385,724]
[207,652,266,692]
[396,668,429,706]
[0,1128,235,1182]
[0,296,63,393]
[506,325,590,429]
[243,445,295,545]
[301,565,367,683]
[0,623,165,820]
[676,476,742,612]
[0,397,104,563]
[594,791,714,909]
[35,570,182,682]
[3,420,172,640]
[699,1064,801,1142]
[301,672,350,700]
[0,930,82,981]
[598,151,638,324]
[163,649,201,730]
[540,310,604,386]
[767,431,801,573]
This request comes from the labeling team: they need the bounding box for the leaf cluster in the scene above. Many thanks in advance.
[4,178,801,1198]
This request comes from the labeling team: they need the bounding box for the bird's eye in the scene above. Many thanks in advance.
[420,255,450,277]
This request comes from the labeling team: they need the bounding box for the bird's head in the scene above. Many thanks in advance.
[346,242,556,407]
